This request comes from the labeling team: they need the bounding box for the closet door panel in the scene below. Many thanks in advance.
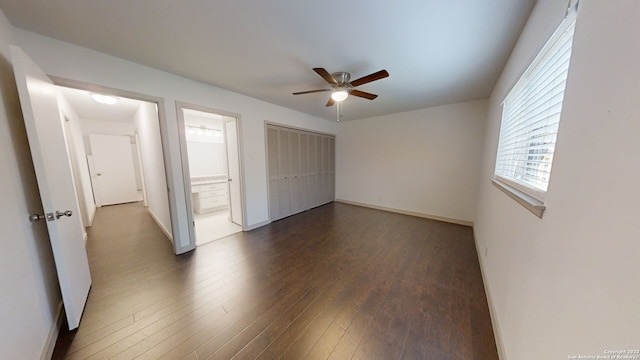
[329,137,335,201]
[307,133,317,208]
[266,126,281,219]
[323,136,331,203]
[269,179,280,219]
[289,131,301,214]
[278,128,291,217]
[299,132,309,210]
[316,134,324,207]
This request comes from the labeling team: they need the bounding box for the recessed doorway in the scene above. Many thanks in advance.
[56,84,175,245]
[177,104,245,246]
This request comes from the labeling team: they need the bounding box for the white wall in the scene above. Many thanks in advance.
[0,9,61,360]
[336,99,487,224]
[59,95,96,228]
[133,102,172,238]
[186,141,227,176]
[474,0,640,358]
[13,28,337,251]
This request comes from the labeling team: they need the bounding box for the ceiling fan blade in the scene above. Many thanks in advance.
[350,69,389,87]
[313,67,338,85]
[292,89,331,95]
[350,89,378,100]
[326,97,335,107]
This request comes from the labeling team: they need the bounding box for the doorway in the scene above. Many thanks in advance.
[177,103,245,246]
[56,85,175,244]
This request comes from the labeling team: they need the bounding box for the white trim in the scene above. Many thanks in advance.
[148,207,173,243]
[40,301,63,360]
[495,175,546,203]
[335,199,473,227]
[87,201,96,226]
[473,229,507,360]
[492,178,545,218]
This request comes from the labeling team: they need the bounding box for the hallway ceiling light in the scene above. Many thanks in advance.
[90,93,119,105]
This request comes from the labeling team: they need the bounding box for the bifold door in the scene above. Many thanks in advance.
[266,124,335,221]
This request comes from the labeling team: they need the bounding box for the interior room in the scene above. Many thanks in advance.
[182,108,243,245]
[0,1,638,359]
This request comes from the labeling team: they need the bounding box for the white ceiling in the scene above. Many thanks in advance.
[58,86,144,123]
[0,0,535,121]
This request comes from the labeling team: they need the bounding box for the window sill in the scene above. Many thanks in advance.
[491,179,546,219]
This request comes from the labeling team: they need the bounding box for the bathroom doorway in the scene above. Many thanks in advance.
[177,104,244,246]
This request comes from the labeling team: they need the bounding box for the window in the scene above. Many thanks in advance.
[494,14,577,209]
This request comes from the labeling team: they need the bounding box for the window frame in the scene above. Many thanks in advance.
[493,12,578,217]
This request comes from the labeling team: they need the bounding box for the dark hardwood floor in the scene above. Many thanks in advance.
[52,201,498,359]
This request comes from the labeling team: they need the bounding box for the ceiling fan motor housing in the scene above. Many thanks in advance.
[331,72,352,91]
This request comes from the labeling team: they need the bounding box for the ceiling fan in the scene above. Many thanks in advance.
[293,68,389,107]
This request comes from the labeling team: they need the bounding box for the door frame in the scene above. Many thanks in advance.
[175,101,247,246]
[49,76,190,254]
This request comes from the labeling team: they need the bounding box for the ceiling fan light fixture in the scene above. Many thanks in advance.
[90,93,118,105]
[331,90,349,102]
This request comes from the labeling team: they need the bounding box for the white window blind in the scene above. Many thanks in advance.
[495,18,576,200]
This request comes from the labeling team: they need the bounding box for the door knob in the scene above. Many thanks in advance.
[55,210,73,219]
[96,173,102,176]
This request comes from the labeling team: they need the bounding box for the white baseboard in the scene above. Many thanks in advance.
[41,301,63,360]
[473,227,506,360]
[335,199,474,227]
[147,208,173,243]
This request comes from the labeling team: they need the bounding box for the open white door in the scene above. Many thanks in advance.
[11,46,91,330]
[225,119,243,226]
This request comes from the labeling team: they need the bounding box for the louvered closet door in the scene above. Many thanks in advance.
[267,125,335,221]
[328,136,335,201]
[278,128,292,217]
[316,135,325,207]
[267,126,281,219]
[322,136,331,204]
[299,132,309,210]
[289,131,302,214]
[308,133,319,208]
